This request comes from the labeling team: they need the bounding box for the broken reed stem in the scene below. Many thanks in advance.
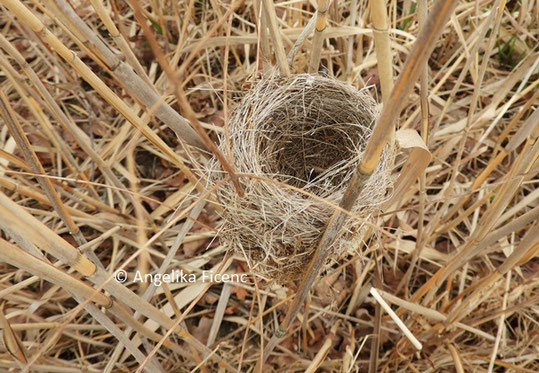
[309,0,329,73]
[0,192,96,281]
[0,188,99,275]
[370,287,422,350]
[262,0,459,362]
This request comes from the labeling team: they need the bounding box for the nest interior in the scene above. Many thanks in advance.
[207,74,394,282]
[259,79,371,190]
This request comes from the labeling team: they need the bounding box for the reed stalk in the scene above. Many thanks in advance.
[369,0,394,102]
[308,0,330,73]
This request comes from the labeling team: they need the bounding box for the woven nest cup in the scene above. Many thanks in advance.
[206,74,394,283]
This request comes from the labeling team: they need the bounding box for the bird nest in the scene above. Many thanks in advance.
[206,74,394,283]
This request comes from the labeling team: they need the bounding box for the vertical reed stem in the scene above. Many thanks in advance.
[369,0,394,102]
[261,0,290,76]
[309,0,330,73]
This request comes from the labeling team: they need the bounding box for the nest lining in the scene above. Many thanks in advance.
[206,74,394,282]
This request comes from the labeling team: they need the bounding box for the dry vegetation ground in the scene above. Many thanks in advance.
[0,0,537,372]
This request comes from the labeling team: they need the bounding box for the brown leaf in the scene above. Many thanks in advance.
[182,239,207,257]
[201,292,219,305]
[364,66,381,87]
[382,265,406,290]
[208,110,225,127]
[190,316,212,345]
[314,271,344,307]
[232,285,248,301]
[163,173,188,187]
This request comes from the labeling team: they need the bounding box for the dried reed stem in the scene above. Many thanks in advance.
[369,0,394,102]
[0,33,129,194]
[309,0,330,73]
[125,0,244,197]
[360,0,459,175]
[261,0,291,76]
[0,238,111,308]
[0,303,27,364]
[370,287,422,350]
[0,89,90,247]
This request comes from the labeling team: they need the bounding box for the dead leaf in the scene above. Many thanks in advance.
[191,316,212,345]
[182,239,207,257]
[232,285,248,301]
[382,129,431,212]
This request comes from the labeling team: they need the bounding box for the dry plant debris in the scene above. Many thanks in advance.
[0,0,537,372]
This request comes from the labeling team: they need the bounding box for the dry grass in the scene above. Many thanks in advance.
[0,0,537,372]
